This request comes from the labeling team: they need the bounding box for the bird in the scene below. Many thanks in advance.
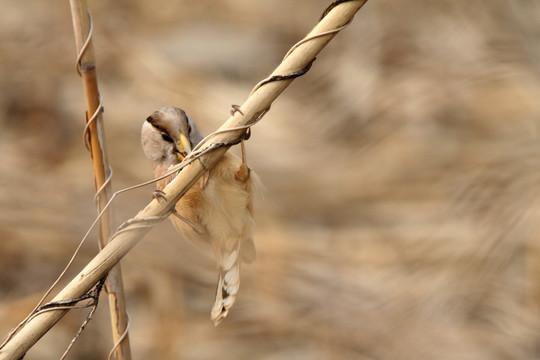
[141,106,262,325]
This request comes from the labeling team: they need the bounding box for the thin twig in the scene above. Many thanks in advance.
[60,278,106,360]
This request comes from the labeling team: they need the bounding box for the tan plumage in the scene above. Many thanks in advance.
[141,106,261,325]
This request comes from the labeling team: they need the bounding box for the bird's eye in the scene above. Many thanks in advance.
[161,133,174,143]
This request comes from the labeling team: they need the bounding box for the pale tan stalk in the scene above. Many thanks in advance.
[69,1,131,359]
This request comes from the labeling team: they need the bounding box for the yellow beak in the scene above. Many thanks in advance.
[176,133,191,161]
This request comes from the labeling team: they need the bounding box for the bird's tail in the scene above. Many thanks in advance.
[211,242,243,325]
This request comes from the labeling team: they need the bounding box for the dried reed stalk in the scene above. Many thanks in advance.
[0,1,368,359]
[69,0,131,359]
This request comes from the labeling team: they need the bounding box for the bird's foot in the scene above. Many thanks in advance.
[235,162,250,182]
[152,189,167,202]
[235,140,251,182]
[230,104,244,116]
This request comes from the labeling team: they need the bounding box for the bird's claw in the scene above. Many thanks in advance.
[230,104,244,116]
[152,189,167,202]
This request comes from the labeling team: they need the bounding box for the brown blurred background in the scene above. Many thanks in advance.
[2,0,540,359]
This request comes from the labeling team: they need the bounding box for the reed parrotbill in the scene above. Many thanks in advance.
[141,106,262,325]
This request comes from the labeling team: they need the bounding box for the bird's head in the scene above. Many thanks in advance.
[141,106,203,167]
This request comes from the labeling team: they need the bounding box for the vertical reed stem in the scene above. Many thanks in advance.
[69,1,132,359]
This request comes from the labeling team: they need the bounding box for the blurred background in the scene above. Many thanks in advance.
[1,0,540,359]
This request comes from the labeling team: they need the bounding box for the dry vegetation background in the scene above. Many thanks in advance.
[1,0,540,359]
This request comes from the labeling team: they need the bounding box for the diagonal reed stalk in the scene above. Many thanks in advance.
[69,0,131,359]
[0,1,368,358]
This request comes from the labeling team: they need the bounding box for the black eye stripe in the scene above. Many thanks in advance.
[148,121,169,136]
[161,133,174,143]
